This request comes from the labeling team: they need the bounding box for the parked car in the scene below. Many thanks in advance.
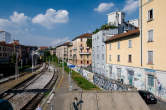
[138,90,157,104]
[0,99,13,110]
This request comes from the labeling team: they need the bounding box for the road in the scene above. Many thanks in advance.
[148,100,166,110]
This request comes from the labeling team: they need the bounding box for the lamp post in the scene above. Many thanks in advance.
[15,52,19,79]
[32,50,34,73]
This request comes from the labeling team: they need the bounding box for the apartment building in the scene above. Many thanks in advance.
[92,11,137,77]
[55,42,70,61]
[71,33,92,67]
[0,42,14,63]
[105,29,140,84]
[0,31,11,43]
[67,42,73,64]
[104,0,166,100]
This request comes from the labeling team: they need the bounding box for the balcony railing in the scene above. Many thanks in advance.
[79,52,91,55]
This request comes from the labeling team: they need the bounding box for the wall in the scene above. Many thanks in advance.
[142,0,166,71]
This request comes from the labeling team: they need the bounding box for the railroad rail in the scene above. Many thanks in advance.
[0,63,48,99]
[21,69,58,110]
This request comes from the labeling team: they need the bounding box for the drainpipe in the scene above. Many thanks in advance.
[140,0,143,66]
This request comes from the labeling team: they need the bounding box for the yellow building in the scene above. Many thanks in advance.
[105,29,141,85]
[104,0,166,100]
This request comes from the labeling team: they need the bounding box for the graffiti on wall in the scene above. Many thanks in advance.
[93,74,132,91]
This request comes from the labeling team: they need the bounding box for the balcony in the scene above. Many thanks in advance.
[80,46,84,50]
[79,52,91,55]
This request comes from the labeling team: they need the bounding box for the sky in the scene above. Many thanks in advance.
[0,0,139,47]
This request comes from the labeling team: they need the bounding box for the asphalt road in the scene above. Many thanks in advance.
[148,100,166,110]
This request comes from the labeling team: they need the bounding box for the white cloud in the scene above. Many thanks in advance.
[10,11,29,24]
[32,8,69,28]
[122,0,139,14]
[94,2,114,12]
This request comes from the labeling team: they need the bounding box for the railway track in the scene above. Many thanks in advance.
[0,64,58,110]
[21,70,58,110]
[0,63,48,100]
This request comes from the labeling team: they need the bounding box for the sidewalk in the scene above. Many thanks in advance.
[42,66,81,110]
[41,65,150,110]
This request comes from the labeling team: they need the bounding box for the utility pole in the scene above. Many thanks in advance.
[15,52,19,79]
[32,50,34,73]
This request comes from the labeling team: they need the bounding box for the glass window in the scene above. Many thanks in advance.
[109,43,111,50]
[109,55,111,61]
[148,30,153,42]
[102,54,104,60]
[148,51,153,64]
[148,9,153,21]
[117,55,120,62]
[117,41,120,49]
[128,54,132,62]
[148,75,154,87]
[128,40,132,48]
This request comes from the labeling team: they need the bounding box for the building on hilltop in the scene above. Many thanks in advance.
[0,31,11,43]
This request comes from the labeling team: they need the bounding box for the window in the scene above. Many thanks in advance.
[117,55,120,62]
[109,43,111,50]
[81,61,83,64]
[148,30,153,42]
[148,51,153,64]
[109,66,112,75]
[128,54,132,63]
[117,41,120,49]
[109,55,111,61]
[117,68,121,79]
[148,75,154,87]
[128,40,132,48]
[87,61,89,64]
[148,9,153,21]
[102,54,104,60]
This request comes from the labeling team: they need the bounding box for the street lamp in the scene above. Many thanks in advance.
[15,52,19,79]
[32,50,34,73]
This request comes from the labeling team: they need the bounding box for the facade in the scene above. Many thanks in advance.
[71,33,92,67]
[0,42,14,63]
[0,31,11,43]
[104,0,166,100]
[92,11,137,77]
[67,42,73,64]
[55,42,70,61]
[92,29,118,77]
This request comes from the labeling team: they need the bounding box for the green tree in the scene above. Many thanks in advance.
[86,38,92,48]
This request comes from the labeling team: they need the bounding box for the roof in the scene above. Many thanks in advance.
[72,33,92,41]
[0,42,14,47]
[56,42,71,48]
[105,29,140,43]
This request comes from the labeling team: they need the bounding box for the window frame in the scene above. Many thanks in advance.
[128,40,132,48]
[117,55,120,62]
[128,54,132,63]
[117,41,120,49]
[148,9,154,22]
[148,29,154,42]
[109,54,111,61]
[148,51,153,65]
[148,74,154,87]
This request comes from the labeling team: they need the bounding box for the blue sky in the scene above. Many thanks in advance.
[0,0,139,46]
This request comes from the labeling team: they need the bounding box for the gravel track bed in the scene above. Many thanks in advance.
[9,71,54,110]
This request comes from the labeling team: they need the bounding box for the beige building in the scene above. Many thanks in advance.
[55,42,70,61]
[71,33,92,67]
[104,0,166,100]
